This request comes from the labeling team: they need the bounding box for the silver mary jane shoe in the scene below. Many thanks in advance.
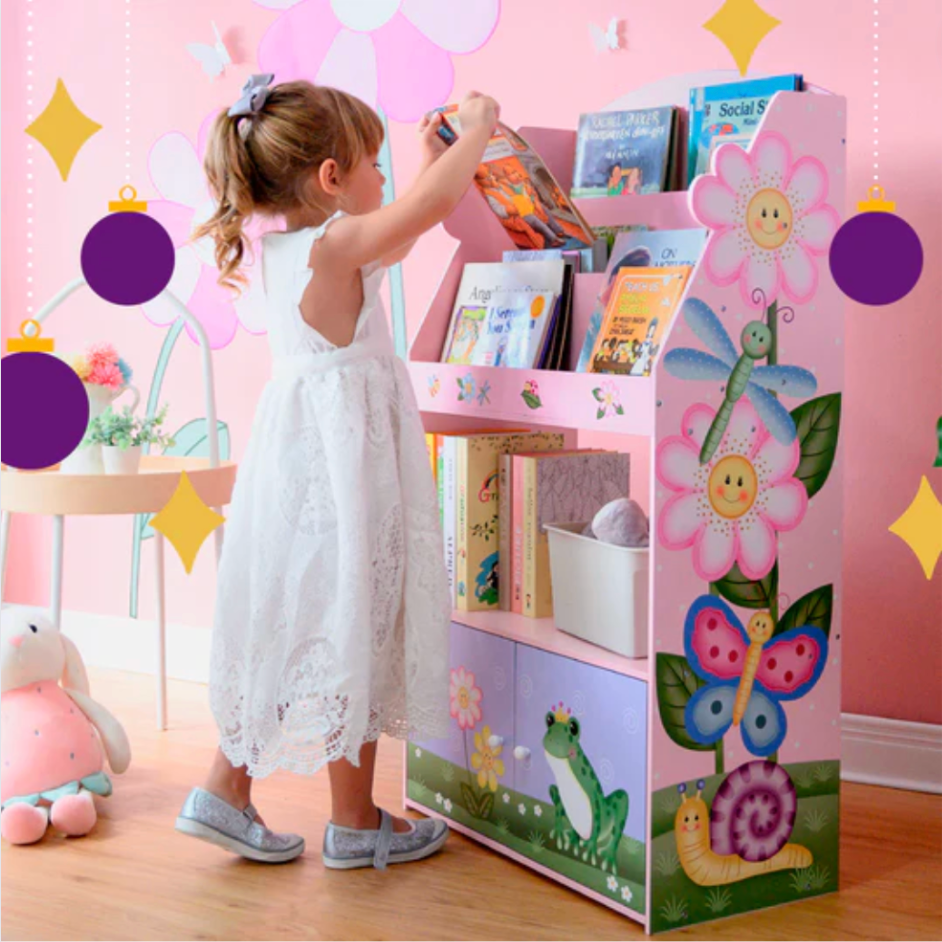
[323,809,449,871]
[176,788,305,864]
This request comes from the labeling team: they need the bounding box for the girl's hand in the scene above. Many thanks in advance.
[457,91,500,137]
[418,111,449,165]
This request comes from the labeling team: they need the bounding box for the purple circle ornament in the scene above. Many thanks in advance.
[81,187,175,306]
[829,187,923,306]
[1,322,90,471]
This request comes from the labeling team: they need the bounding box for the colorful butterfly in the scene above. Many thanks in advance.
[683,595,828,757]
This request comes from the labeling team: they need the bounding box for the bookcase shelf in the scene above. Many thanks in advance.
[405,80,846,935]
[452,606,650,682]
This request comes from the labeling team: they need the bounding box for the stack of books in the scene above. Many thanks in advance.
[424,430,631,619]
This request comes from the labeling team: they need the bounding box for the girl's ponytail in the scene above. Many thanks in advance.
[195,76,385,291]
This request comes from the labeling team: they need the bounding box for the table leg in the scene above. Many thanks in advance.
[154,532,168,731]
[0,512,11,604]
[50,515,64,629]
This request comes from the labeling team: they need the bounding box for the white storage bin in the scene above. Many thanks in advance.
[544,521,649,659]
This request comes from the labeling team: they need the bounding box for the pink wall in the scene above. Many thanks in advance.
[2,0,939,723]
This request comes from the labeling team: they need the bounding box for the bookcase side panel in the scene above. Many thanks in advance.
[647,91,846,933]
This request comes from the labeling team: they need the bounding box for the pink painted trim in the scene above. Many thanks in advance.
[405,798,649,931]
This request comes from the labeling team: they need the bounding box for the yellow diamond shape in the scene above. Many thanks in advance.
[704,0,781,77]
[889,476,942,580]
[26,79,102,181]
[150,471,225,575]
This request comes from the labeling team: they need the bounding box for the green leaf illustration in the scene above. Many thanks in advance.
[655,653,712,752]
[521,391,543,410]
[137,419,230,542]
[460,782,480,817]
[776,585,834,639]
[791,393,842,499]
[714,562,778,610]
[478,791,495,821]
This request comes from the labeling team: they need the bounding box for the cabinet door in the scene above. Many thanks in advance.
[512,645,648,916]
[408,622,515,825]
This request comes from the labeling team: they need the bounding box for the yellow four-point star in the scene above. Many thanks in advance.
[889,476,942,580]
[703,0,781,77]
[26,79,102,181]
[150,471,226,575]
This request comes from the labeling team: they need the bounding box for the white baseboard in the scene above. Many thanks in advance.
[9,608,942,795]
[58,608,212,686]
[841,713,942,795]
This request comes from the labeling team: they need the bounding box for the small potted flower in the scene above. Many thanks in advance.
[85,405,175,475]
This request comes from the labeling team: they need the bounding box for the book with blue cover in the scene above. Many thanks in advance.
[572,107,679,198]
[576,228,708,373]
[688,74,803,184]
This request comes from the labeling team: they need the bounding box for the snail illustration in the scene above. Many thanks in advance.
[674,761,812,886]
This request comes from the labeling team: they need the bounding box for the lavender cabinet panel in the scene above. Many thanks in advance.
[409,622,515,797]
[514,644,648,844]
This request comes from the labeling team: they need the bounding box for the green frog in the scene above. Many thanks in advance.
[543,705,629,875]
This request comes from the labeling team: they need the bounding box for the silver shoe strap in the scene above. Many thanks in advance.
[373,810,393,871]
[243,803,259,823]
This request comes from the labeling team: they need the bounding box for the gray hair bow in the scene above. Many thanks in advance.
[228,73,275,118]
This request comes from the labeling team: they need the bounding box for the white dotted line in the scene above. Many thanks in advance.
[125,0,132,181]
[873,0,879,182]
[26,0,35,315]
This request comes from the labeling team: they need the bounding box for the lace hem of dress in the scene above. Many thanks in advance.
[216,707,450,779]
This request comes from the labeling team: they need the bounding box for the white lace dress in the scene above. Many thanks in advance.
[210,213,452,778]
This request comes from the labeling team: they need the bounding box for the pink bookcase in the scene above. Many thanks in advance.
[405,77,846,934]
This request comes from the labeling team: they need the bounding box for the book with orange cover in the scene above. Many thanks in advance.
[588,265,691,376]
[434,105,595,252]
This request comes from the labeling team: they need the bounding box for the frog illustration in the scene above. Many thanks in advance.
[543,703,629,874]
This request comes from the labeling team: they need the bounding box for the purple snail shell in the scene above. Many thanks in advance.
[709,760,798,863]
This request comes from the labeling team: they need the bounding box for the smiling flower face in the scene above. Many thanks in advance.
[656,399,807,581]
[691,132,840,308]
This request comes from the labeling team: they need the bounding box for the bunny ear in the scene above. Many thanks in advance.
[60,633,90,696]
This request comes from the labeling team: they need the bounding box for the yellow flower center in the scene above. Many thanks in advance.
[746,188,793,251]
[458,688,470,710]
[708,455,758,520]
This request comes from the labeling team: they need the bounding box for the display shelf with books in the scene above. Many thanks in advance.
[406,77,846,935]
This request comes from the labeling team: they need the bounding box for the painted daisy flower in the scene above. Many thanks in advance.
[414,747,423,758]
[621,886,634,904]
[449,667,483,731]
[518,803,527,816]
[656,399,807,581]
[593,380,624,418]
[435,793,444,806]
[691,132,840,309]
[534,806,543,818]
[256,0,500,123]
[607,876,619,893]
[502,793,511,804]
[444,799,453,814]
[145,116,267,349]
[471,726,505,793]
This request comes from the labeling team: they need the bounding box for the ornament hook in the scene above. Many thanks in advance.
[108,185,148,213]
[7,319,54,353]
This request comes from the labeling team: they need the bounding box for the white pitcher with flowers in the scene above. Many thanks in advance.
[59,343,140,474]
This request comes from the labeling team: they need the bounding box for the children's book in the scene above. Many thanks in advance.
[425,433,437,482]
[688,74,803,184]
[572,107,680,198]
[456,431,566,612]
[588,265,691,376]
[576,228,708,372]
[433,105,596,251]
[517,451,631,619]
[592,224,648,255]
[442,291,557,369]
[441,260,568,365]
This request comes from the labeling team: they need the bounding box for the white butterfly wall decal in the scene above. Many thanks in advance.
[187,21,232,80]
[589,17,625,53]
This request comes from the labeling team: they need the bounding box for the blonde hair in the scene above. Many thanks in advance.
[194,81,384,290]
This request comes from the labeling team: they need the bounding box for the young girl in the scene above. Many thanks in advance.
[175,75,500,869]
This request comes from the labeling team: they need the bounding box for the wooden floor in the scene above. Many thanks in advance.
[2,671,940,942]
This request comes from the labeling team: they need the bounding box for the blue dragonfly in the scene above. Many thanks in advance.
[664,298,817,464]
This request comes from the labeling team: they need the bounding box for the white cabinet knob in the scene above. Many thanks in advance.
[488,734,504,749]
[514,746,531,761]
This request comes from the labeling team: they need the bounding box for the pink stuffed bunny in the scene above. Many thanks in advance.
[1,608,131,845]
